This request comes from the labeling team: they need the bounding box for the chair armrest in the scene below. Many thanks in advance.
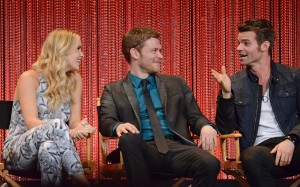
[219,133,242,162]
[219,133,242,139]
[0,163,21,187]
[99,133,123,164]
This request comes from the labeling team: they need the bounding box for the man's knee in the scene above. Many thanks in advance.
[241,146,268,172]
[241,147,261,164]
[193,154,220,176]
[119,133,142,147]
[205,156,220,175]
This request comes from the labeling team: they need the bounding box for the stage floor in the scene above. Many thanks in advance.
[15,179,295,187]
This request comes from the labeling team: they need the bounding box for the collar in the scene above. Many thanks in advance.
[246,60,279,84]
[129,73,156,88]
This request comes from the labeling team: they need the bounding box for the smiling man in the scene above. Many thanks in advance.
[99,27,220,187]
[212,19,300,186]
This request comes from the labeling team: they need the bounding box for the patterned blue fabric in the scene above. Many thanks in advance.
[2,76,83,187]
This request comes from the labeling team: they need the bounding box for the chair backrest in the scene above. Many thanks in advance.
[0,101,13,130]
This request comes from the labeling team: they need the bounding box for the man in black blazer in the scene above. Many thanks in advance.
[99,27,220,187]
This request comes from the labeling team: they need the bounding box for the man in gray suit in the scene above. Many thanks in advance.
[99,27,220,187]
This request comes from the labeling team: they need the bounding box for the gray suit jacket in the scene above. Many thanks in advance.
[99,73,215,146]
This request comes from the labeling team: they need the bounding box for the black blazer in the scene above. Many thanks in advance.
[99,73,215,146]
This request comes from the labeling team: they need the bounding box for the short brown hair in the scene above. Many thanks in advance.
[122,27,160,63]
[238,19,275,55]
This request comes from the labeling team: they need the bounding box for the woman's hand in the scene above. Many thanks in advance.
[71,119,96,141]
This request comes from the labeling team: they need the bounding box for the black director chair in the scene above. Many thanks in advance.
[0,101,21,187]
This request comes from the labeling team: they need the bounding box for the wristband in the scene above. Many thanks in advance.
[284,135,298,145]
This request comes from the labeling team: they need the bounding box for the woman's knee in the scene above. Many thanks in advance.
[40,119,69,137]
[39,141,59,154]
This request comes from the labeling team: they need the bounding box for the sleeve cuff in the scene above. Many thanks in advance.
[112,122,122,135]
[204,123,218,132]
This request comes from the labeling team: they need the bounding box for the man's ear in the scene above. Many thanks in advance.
[261,41,270,52]
[130,48,139,60]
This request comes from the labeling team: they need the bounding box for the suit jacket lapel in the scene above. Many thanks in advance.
[123,75,141,125]
[155,74,167,114]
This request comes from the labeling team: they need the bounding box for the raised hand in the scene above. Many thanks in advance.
[211,66,232,98]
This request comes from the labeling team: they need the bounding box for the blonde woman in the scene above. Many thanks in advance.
[2,29,95,187]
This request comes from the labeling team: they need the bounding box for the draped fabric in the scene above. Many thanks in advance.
[1,0,299,180]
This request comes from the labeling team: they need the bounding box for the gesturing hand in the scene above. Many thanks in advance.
[212,66,232,98]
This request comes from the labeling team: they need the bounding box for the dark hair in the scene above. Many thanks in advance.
[122,27,160,63]
[238,19,275,55]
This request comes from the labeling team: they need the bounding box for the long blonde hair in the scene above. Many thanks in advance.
[32,29,80,110]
